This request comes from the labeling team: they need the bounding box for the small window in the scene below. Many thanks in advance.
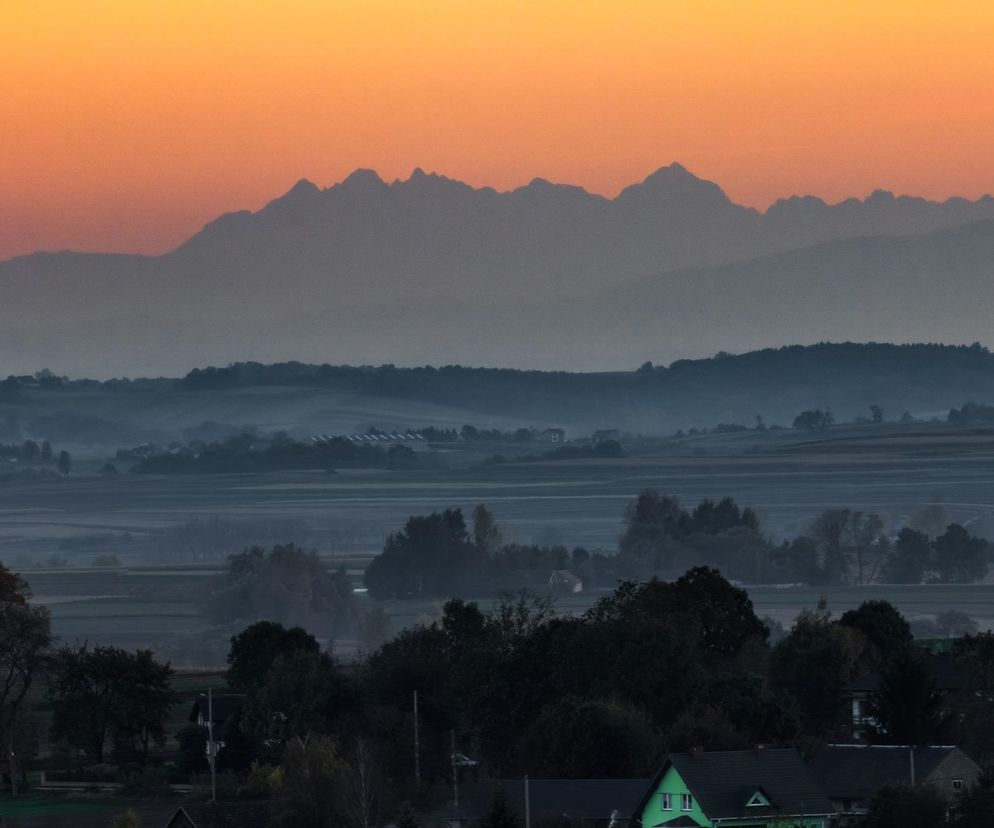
[952,778,963,792]
[681,794,693,811]
[661,793,672,811]
[746,791,771,808]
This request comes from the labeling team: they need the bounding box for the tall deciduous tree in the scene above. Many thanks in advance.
[770,603,853,736]
[838,600,912,671]
[277,735,348,828]
[882,528,932,584]
[867,648,950,745]
[48,645,174,763]
[932,524,988,583]
[226,621,321,691]
[0,565,53,796]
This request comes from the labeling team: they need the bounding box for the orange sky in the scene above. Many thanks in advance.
[3,0,994,260]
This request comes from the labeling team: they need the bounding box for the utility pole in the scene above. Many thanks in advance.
[208,688,217,803]
[910,748,916,786]
[413,690,421,789]
[9,732,17,799]
[525,775,531,828]
[451,729,458,808]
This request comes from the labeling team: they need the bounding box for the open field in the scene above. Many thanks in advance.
[4,422,994,656]
[5,423,994,558]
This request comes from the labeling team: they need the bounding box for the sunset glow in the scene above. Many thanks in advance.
[4,0,994,259]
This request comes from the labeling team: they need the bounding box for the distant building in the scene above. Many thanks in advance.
[592,429,620,443]
[188,693,244,761]
[632,749,834,828]
[549,569,584,593]
[537,428,567,444]
[845,653,976,740]
[808,744,981,815]
[164,802,270,828]
[316,432,431,452]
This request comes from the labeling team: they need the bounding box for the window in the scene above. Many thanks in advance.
[952,778,963,792]
[660,794,672,811]
[681,794,693,811]
[746,791,771,808]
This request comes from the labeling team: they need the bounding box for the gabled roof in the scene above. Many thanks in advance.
[165,802,271,828]
[634,750,834,822]
[808,744,975,800]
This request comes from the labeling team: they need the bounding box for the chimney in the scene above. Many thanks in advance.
[689,746,703,759]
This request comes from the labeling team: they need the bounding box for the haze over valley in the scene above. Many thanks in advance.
[4,165,994,375]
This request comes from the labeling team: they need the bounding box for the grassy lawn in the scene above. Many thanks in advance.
[0,794,113,817]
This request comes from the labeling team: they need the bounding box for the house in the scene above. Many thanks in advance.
[592,429,621,443]
[632,749,834,828]
[443,779,649,828]
[807,744,982,815]
[189,693,242,729]
[549,569,584,594]
[845,653,977,740]
[538,428,567,444]
[188,693,244,761]
[163,802,270,828]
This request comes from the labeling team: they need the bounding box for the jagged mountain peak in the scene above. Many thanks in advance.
[614,162,736,209]
[338,168,386,190]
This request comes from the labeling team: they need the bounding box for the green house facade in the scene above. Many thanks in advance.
[634,750,834,828]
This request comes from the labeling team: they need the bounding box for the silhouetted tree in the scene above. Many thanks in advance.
[364,509,475,598]
[226,621,322,690]
[838,600,912,671]
[932,524,988,583]
[864,784,947,828]
[867,648,949,745]
[882,528,932,584]
[480,789,519,828]
[0,566,53,796]
[519,697,656,778]
[793,408,834,430]
[770,604,852,736]
[48,645,173,763]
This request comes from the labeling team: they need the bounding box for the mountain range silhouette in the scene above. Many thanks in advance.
[2,163,993,376]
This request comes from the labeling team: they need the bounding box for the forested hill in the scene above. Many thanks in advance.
[5,343,994,444]
[178,342,994,426]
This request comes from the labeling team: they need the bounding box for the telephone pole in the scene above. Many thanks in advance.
[208,688,217,803]
[451,730,458,807]
[413,690,421,789]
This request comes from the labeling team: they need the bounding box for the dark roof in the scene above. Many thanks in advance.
[808,744,966,800]
[453,779,649,821]
[188,693,243,725]
[635,750,833,822]
[164,802,271,828]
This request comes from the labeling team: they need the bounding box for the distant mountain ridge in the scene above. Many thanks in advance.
[2,163,994,375]
[6,343,994,440]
